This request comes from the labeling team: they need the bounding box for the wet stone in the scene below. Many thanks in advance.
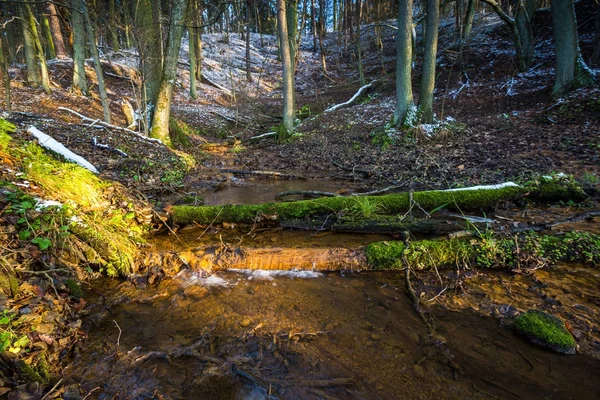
[240,318,252,327]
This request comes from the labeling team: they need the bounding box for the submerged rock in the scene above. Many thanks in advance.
[514,310,577,354]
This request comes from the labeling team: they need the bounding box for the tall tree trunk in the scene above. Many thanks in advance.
[150,0,189,145]
[393,0,414,127]
[356,0,365,85]
[71,0,87,95]
[23,2,51,94]
[311,0,317,51]
[551,0,596,97]
[80,0,111,123]
[135,0,162,134]
[245,0,252,81]
[277,0,295,138]
[20,4,41,88]
[40,9,56,59]
[189,26,197,99]
[0,36,10,112]
[286,0,298,74]
[418,0,439,123]
[109,0,120,51]
[463,0,476,40]
[592,2,600,64]
[514,0,533,69]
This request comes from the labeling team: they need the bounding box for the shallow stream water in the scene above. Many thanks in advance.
[65,269,600,399]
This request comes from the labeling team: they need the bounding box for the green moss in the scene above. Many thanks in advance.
[65,279,83,299]
[365,232,600,270]
[528,176,587,202]
[514,310,576,354]
[17,360,47,385]
[172,185,527,225]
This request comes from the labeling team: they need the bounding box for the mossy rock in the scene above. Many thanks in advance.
[514,310,576,354]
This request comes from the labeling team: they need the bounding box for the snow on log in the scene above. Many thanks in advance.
[325,81,375,113]
[28,126,99,173]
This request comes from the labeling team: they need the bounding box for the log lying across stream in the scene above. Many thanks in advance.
[172,179,586,226]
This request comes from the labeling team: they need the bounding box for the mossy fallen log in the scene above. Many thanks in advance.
[365,231,600,270]
[172,179,586,225]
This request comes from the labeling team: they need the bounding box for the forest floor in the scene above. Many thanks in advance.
[1,4,600,399]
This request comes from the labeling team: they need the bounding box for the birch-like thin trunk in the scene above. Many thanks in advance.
[81,0,111,123]
[71,0,87,95]
[277,0,295,137]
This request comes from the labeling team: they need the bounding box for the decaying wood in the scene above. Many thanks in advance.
[121,100,137,129]
[325,81,375,113]
[220,169,301,179]
[177,246,367,273]
[58,107,162,144]
[509,211,600,233]
[201,75,233,96]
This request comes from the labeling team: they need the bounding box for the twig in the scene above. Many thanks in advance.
[152,209,180,241]
[41,378,63,400]
[113,320,122,349]
[276,190,338,199]
[249,131,276,140]
[82,387,100,400]
[197,208,224,239]
[17,270,60,297]
[220,169,301,179]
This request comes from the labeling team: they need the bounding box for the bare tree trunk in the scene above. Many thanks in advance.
[393,0,414,127]
[20,4,41,88]
[46,3,67,58]
[356,0,365,85]
[23,1,51,94]
[71,0,87,95]
[592,2,600,64]
[40,8,56,59]
[150,0,189,145]
[551,0,596,97]
[0,36,10,112]
[109,0,120,51]
[311,0,317,52]
[81,0,111,123]
[245,0,252,81]
[418,0,439,123]
[277,0,295,138]
[463,0,476,40]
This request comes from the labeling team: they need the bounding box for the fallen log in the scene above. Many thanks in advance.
[172,180,586,225]
[27,126,99,173]
[325,81,375,113]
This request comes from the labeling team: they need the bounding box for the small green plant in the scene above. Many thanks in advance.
[229,144,246,154]
[347,197,386,219]
[0,311,30,353]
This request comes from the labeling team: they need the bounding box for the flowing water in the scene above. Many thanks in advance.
[65,269,600,399]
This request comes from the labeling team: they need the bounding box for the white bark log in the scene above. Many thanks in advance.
[28,126,99,173]
[325,81,375,113]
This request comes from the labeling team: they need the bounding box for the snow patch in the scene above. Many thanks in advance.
[28,126,99,173]
[444,182,520,192]
[34,199,63,211]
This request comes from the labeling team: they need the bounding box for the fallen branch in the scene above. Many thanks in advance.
[92,137,128,157]
[325,81,375,113]
[220,169,301,179]
[249,131,276,141]
[267,377,354,388]
[58,107,163,144]
[276,190,338,200]
[28,126,99,173]
[201,75,233,96]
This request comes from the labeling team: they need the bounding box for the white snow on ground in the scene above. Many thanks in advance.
[444,182,520,192]
[28,126,99,173]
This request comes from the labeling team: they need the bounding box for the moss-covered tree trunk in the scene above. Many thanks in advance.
[0,36,10,112]
[277,0,295,138]
[20,4,41,89]
[135,0,162,135]
[149,0,189,145]
[40,9,56,59]
[71,0,88,95]
[418,0,439,124]
[463,0,476,40]
[108,0,120,51]
[24,1,51,94]
[393,0,414,127]
[551,0,596,97]
[514,0,534,69]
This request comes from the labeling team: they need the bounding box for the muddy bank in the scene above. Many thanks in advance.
[62,271,600,399]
